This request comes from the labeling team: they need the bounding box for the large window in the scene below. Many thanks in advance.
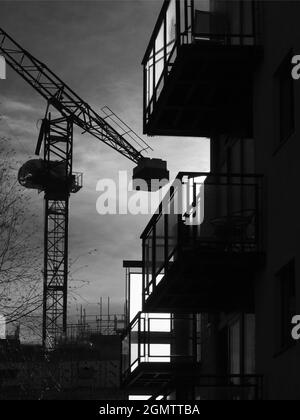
[277,259,296,349]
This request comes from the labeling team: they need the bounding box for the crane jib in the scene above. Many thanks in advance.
[0,26,147,164]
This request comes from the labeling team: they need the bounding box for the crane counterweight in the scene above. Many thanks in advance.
[133,158,169,191]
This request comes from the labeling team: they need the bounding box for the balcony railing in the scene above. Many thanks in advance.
[194,374,263,400]
[142,0,258,130]
[121,312,198,383]
[141,172,263,302]
[151,374,263,400]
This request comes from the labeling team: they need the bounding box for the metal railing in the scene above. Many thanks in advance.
[121,312,198,382]
[141,172,264,301]
[194,374,263,400]
[142,0,258,128]
[150,374,263,400]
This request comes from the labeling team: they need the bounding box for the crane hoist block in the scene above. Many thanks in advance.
[132,158,169,191]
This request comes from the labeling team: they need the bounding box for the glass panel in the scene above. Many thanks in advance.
[194,10,210,39]
[140,313,171,332]
[130,318,139,372]
[146,50,154,108]
[129,273,143,322]
[196,0,210,12]
[155,213,165,276]
[131,317,139,332]
[155,24,164,87]
[184,176,205,227]
[167,212,178,260]
[130,330,139,372]
[144,229,153,296]
[167,187,180,260]
[147,344,171,363]
[156,273,164,285]
[166,0,176,56]
[179,0,186,35]
[149,314,171,332]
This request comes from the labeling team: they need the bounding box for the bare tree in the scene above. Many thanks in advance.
[0,128,91,342]
[0,135,43,328]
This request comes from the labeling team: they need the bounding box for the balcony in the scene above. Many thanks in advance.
[142,172,265,313]
[121,312,200,389]
[142,0,262,137]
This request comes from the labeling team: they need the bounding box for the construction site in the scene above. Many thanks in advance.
[0,303,125,400]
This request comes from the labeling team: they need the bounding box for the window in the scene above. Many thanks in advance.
[244,314,255,374]
[277,259,296,349]
[275,52,295,147]
[228,314,256,376]
[229,319,241,377]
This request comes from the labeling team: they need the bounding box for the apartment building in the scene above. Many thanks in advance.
[121,0,300,400]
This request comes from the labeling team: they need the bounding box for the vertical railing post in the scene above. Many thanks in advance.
[143,64,147,131]
[163,9,167,85]
[175,0,181,50]
[147,315,151,363]
[192,176,197,245]
[177,213,182,257]
[152,44,156,106]
[255,181,259,252]
[137,315,141,367]
[129,322,131,374]
[252,0,256,46]
[142,237,146,307]
[184,0,188,43]
[190,0,195,39]
[164,213,169,275]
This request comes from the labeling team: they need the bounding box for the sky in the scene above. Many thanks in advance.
[0,0,210,325]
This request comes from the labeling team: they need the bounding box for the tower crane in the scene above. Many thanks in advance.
[0,27,169,349]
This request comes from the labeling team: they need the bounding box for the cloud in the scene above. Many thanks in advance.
[0,98,36,113]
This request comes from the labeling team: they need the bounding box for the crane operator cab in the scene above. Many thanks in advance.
[133,157,169,191]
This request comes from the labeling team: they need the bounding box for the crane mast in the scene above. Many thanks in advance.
[0,26,168,349]
[42,116,73,348]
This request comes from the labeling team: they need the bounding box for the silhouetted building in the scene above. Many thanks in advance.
[0,331,125,400]
[121,0,300,400]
